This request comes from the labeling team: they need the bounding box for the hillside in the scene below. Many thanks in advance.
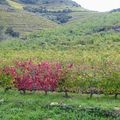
[0,8,57,39]
[0,9,57,31]
[0,0,120,59]
[0,0,83,39]
[0,0,90,29]
[1,11,120,50]
[9,0,85,23]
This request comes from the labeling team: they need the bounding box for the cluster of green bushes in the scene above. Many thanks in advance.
[0,26,4,40]
[5,27,20,38]
[24,6,72,23]
[24,6,72,14]
[41,12,72,24]
[0,26,19,40]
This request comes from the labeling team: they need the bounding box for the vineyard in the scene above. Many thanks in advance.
[0,59,119,99]
[0,0,120,119]
[0,59,120,119]
[0,39,120,119]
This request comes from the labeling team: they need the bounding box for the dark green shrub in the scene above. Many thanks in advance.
[101,72,120,99]
[5,27,19,37]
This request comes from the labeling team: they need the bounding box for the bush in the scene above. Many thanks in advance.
[2,61,61,94]
[0,26,5,40]
[5,27,19,37]
[101,72,120,99]
[58,63,79,97]
[0,66,14,92]
[76,65,102,98]
[78,75,102,98]
[57,14,72,23]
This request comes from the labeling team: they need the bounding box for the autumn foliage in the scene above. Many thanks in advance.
[0,61,62,94]
[0,60,119,98]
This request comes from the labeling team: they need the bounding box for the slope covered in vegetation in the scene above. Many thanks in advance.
[1,11,120,49]
[11,0,85,23]
[0,8,58,38]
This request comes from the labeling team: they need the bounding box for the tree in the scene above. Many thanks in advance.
[100,60,120,99]
[58,64,78,98]
[3,61,61,95]
[101,72,120,99]
[0,66,15,92]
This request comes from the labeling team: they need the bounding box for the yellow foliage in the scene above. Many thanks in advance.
[6,0,24,10]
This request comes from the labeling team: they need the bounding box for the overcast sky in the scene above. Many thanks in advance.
[73,0,120,12]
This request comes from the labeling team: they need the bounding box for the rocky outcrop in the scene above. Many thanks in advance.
[111,8,120,12]
[112,26,120,32]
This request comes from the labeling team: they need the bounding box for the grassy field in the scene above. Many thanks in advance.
[0,89,120,120]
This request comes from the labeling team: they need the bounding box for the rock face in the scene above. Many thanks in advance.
[0,0,7,5]
[112,26,120,32]
[111,8,120,12]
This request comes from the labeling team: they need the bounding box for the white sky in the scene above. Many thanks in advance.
[73,0,120,12]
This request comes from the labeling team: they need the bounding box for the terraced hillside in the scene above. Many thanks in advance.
[0,0,88,35]
[10,0,86,23]
[0,0,62,39]
[0,9,57,37]
[0,0,120,50]
[2,11,119,49]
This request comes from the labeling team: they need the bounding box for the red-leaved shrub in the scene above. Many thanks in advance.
[3,61,62,94]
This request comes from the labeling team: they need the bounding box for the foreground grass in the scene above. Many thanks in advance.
[0,89,120,120]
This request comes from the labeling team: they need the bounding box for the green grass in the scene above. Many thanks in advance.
[0,89,120,120]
